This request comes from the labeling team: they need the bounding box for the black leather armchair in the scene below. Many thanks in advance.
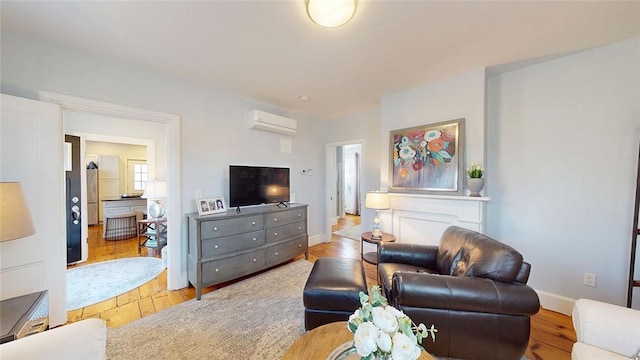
[377,226,540,360]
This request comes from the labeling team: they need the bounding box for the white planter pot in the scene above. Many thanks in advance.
[466,178,485,197]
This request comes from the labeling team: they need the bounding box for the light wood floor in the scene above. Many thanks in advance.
[67,215,575,359]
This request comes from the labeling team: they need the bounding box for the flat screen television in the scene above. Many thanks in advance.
[229,165,290,208]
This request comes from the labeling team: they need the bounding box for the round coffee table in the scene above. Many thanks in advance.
[282,321,434,360]
[361,231,396,264]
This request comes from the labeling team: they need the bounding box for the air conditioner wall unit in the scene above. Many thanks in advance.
[247,110,297,135]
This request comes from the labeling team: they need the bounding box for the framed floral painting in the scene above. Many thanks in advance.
[389,118,464,195]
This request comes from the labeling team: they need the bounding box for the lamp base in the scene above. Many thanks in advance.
[148,200,165,219]
[371,216,382,239]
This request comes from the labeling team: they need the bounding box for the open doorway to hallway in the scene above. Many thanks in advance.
[329,142,363,242]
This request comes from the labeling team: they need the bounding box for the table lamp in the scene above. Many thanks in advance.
[0,182,36,242]
[143,180,167,219]
[365,191,390,239]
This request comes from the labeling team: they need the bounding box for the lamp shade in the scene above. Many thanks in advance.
[0,182,36,242]
[143,181,167,199]
[365,191,390,210]
[306,0,357,28]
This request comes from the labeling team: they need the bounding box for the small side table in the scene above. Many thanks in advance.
[137,218,167,255]
[361,231,396,265]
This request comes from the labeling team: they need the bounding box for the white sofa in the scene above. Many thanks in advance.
[0,318,106,359]
[572,298,640,360]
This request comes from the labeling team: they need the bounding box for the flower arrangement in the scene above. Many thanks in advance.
[347,286,437,360]
[466,162,484,178]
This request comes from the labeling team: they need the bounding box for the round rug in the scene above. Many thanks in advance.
[66,257,165,311]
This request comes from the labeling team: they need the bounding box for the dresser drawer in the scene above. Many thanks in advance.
[200,215,264,239]
[201,230,265,258]
[201,250,265,286]
[266,220,306,243]
[265,208,306,227]
[266,236,308,265]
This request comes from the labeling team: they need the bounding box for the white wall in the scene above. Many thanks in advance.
[487,37,640,311]
[380,68,487,191]
[1,30,326,289]
[323,109,381,235]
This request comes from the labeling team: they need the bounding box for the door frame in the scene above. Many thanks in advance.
[325,138,365,240]
[39,91,185,290]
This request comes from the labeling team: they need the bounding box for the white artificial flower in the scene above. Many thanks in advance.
[386,305,405,319]
[348,309,362,323]
[391,332,422,360]
[376,330,392,353]
[354,322,378,357]
[372,306,399,334]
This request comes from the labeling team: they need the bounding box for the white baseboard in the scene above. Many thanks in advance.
[535,289,575,316]
[309,233,329,247]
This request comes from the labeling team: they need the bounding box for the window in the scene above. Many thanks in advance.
[133,163,148,191]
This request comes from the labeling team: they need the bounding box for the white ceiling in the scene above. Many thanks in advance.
[2,1,639,120]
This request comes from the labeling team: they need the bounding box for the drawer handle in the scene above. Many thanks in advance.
[298,244,302,247]
[215,268,219,272]
[297,213,301,217]
[274,218,278,222]
[298,226,302,230]
[252,237,257,241]
[252,221,256,225]
[253,258,257,262]
[275,252,279,255]
[213,227,218,231]
[214,245,219,249]
[274,232,278,236]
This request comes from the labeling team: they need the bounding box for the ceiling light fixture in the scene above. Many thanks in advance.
[306,0,357,28]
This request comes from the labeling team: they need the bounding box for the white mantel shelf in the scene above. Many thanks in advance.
[378,192,489,246]
[388,193,490,202]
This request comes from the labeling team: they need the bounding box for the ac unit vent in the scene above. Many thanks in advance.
[247,110,297,136]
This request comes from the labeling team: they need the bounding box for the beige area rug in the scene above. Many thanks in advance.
[106,260,313,359]
[332,224,362,241]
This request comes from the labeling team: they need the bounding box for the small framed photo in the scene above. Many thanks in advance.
[197,197,227,216]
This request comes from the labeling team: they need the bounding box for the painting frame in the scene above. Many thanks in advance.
[196,197,227,216]
[388,118,465,195]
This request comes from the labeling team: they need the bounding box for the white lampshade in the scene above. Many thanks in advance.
[0,182,36,242]
[365,191,390,210]
[306,0,357,28]
[143,181,167,200]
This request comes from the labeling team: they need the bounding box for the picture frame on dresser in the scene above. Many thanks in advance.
[197,197,226,216]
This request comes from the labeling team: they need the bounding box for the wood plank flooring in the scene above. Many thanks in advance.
[67,215,575,359]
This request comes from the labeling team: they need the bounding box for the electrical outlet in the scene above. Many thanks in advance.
[584,273,597,287]
[195,189,202,199]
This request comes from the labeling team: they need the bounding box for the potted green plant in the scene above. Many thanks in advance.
[466,162,485,197]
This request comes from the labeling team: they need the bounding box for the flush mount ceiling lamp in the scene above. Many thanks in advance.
[306,0,357,28]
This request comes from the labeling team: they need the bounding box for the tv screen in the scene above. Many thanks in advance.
[229,165,290,207]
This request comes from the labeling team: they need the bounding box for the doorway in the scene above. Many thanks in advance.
[40,91,183,291]
[325,139,364,242]
[83,140,151,263]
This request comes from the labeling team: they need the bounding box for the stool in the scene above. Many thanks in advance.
[103,211,137,240]
[303,257,367,331]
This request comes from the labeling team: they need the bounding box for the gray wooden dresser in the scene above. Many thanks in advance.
[187,203,308,299]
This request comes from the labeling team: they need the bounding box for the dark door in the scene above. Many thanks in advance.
[65,135,82,264]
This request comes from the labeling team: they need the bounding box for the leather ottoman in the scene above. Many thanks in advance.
[303,257,367,330]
